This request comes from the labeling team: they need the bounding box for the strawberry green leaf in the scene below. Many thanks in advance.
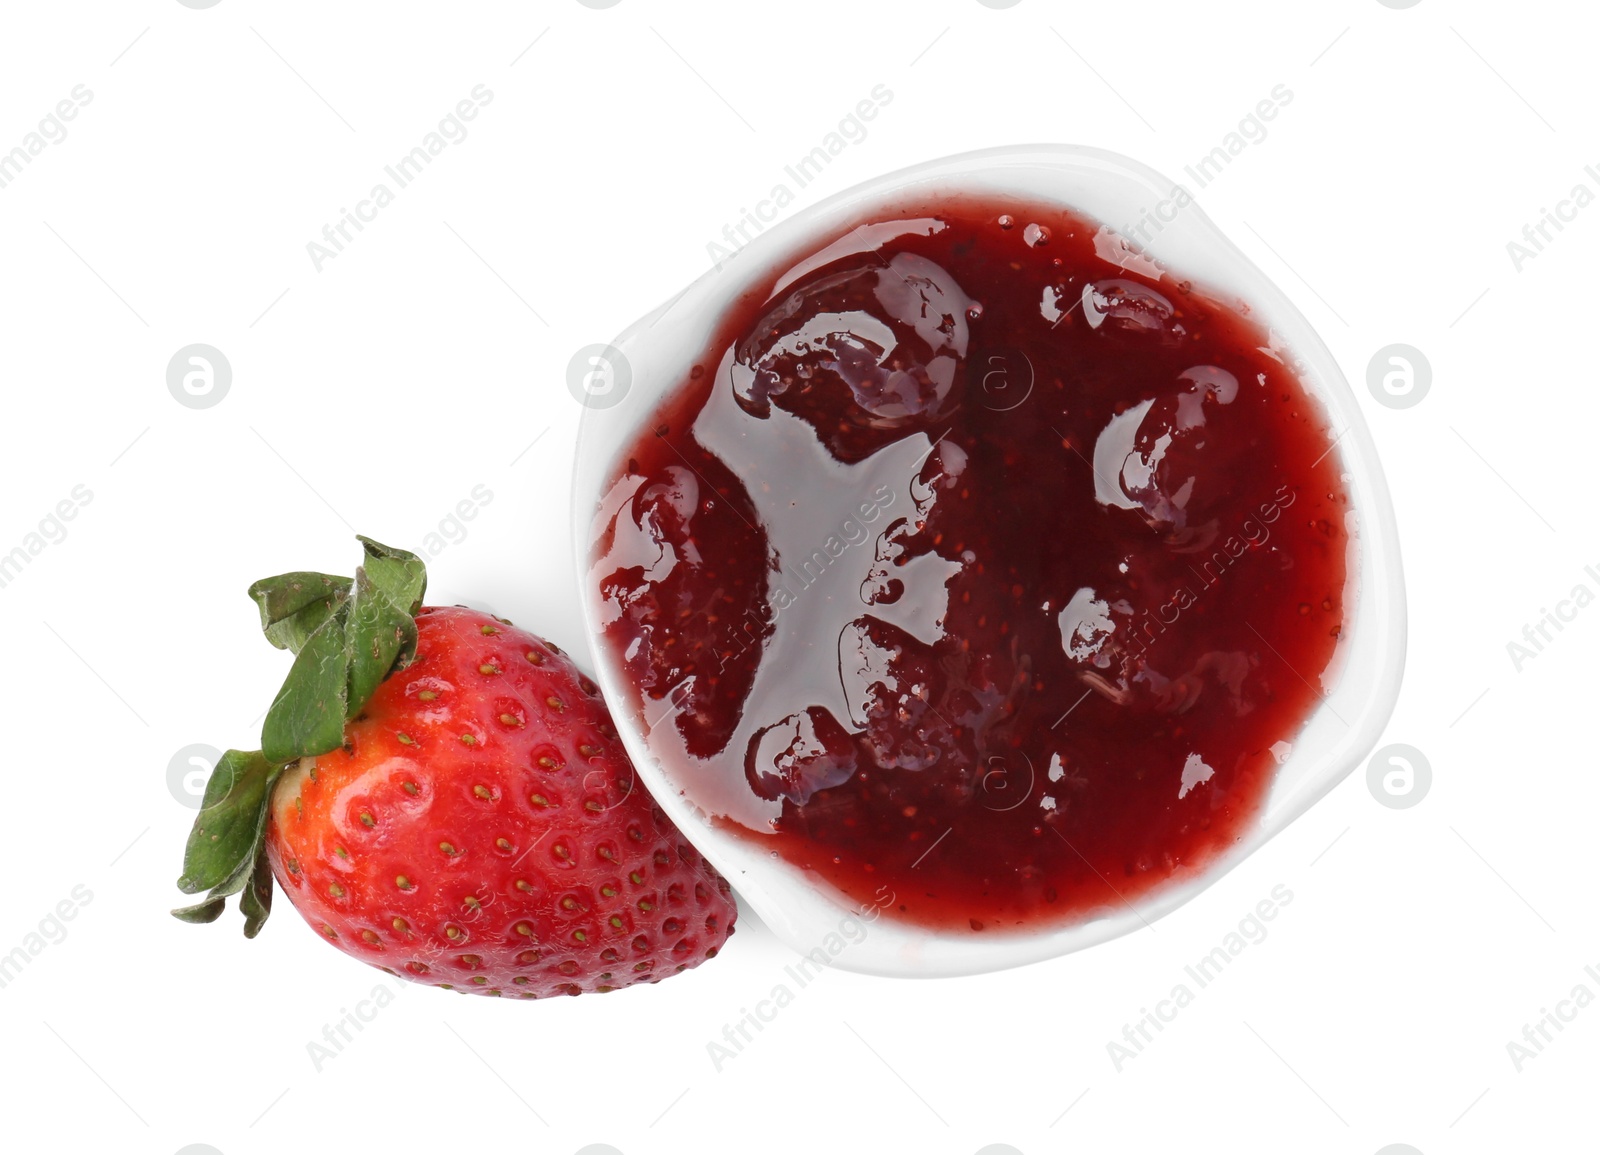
[248,572,353,654]
[176,750,280,896]
[345,566,418,720]
[171,895,228,924]
[258,540,425,759]
[261,604,352,765]
[240,850,273,938]
[356,537,427,614]
[176,535,432,941]
[203,839,263,901]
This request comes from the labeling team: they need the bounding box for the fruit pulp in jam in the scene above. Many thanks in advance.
[590,195,1350,932]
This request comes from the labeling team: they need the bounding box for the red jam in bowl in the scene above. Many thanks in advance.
[589,195,1349,932]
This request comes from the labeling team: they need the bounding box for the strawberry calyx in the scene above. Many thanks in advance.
[171,536,429,936]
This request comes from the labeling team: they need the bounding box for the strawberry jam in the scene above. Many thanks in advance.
[589,195,1350,932]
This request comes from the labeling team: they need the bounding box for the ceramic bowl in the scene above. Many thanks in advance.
[570,144,1406,977]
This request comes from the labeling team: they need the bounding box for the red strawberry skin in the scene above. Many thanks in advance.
[263,605,736,998]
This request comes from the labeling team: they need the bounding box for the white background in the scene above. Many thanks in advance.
[0,1,1592,1153]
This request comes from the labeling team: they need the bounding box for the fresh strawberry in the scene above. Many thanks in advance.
[173,537,736,998]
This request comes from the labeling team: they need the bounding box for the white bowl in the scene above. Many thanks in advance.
[571,144,1406,978]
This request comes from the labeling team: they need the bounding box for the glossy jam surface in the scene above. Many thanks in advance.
[590,195,1350,932]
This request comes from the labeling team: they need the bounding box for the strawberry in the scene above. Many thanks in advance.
[173,537,736,998]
